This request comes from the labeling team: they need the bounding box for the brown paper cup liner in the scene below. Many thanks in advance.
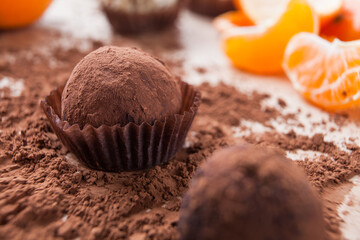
[188,0,235,17]
[41,81,200,172]
[102,0,187,34]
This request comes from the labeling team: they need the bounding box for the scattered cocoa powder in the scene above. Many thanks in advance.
[1,25,360,240]
[194,67,206,74]
[243,131,360,192]
[278,98,287,108]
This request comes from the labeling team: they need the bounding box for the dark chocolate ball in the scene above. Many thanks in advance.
[179,145,326,240]
[61,46,182,128]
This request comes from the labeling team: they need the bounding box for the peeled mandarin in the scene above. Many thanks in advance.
[283,32,360,111]
[215,0,318,74]
[0,0,52,29]
[321,0,360,41]
[234,0,342,27]
[213,11,253,34]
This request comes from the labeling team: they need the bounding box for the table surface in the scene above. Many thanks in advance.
[3,0,360,239]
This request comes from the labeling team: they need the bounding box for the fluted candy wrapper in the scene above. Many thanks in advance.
[41,81,200,172]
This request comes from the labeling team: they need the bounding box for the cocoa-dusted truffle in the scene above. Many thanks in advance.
[179,145,326,240]
[189,0,235,17]
[61,46,182,129]
[101,0,185,34]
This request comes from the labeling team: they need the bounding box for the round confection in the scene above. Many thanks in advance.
[101,0,184,34]
[61,46,182,129]
[189,0,235,17]
[179,145,326,240]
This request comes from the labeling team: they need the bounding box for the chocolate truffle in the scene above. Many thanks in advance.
[179,145,326,240]
[61,46,182,129]
[189,0,235,17]
[101,0,185,34]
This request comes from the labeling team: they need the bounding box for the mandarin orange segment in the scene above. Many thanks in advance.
[220,11,253,27]
[0,0,52,29]
[213,11,254,34]
[233,0,288,25]
[311,0,344,27]
[232,0,242,12]
[214,0,318,74]
[234,0,343,27]
[283,32,360,111]
[321,0,360,41]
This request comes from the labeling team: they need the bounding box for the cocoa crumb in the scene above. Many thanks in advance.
[278,98,287,108]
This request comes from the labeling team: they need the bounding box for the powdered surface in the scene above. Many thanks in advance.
[1,0,360,239]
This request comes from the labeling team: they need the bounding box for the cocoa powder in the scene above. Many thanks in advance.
[0,27,360,240]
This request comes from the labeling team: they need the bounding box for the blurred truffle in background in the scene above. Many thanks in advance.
[101,0,186,34]
[179,144,326,240]
[188,0,235,17]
